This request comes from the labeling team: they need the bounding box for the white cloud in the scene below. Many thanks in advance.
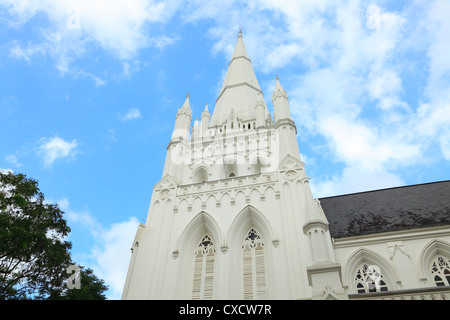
[179,1,450,192]
[122,62,131,78]
[0,168,14,174]
[311,165,405,198]
[89,217,139,299]
[367,70,402,102]
[119,108,142,121]
[422,0,450,97]
[412,0,450,161]
[2,0,181,72]
[59,198,101,232]
[38,136,78,167]
[241,0,449,194]
[59,198,139,300]
[8,40,46,61]
[147,35,178,49]
[440,129,450,161]
[74,69,106,87]
[4,154,23,168]
[318,115,422,171]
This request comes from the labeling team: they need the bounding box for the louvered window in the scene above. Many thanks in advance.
[431,256,450,287]
[192,235,215,299]
[242,228,267,299]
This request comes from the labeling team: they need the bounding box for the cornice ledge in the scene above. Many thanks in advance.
[303,219,329,234]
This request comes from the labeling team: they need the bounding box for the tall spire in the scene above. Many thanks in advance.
[210,31,268,126]
[201,103,210,135]
[272,76,291,122]
[172,93,192,140]
[273,76,288,100]
[181,92,191,110]
[202,102,209,114]
[230,28,250,62]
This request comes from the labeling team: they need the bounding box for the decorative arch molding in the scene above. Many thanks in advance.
[226,205,278,299]
[173,211,224,299]
[263,186,276,202]
[226,205,278,249]
[214,156,243,179]
[174,211,225,259]
[342,248,401,293]
[192,165,210,184]
[191,151,216,168]
[248,156,269,175]
[418,239,450,281]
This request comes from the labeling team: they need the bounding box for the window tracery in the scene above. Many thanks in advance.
[431,255,450,287]
[354,264,388,294]
[242,228,267,299]
[192,235,215,299]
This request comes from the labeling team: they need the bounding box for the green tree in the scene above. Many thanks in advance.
[0,171,108,299]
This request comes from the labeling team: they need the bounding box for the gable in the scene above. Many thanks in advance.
[153,174,180,191]
[278,155,304,172]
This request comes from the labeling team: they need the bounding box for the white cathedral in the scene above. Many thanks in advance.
[122,32,450,300]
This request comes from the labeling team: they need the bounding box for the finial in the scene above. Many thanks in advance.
[202,103,210,118]
[186,92,190,98]
[276,75,279,80]
[238,26,242,38]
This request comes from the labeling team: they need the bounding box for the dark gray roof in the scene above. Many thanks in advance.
[319,180,450,239]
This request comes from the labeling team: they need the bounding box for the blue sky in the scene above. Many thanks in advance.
[1,0,449,299]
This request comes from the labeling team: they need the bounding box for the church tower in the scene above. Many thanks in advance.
[122,32,348,300]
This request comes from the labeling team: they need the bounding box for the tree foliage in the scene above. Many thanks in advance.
[50,266,109,300]
[0,171,108,299]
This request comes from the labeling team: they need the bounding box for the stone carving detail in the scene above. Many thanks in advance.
[159,189,171,200]
[387,241,410,259]
[284,170,298,181]
[154,175,177,191]
[272,87,288,101]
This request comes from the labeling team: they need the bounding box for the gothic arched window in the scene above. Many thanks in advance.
[223,162,238,179]
[431,256,450,287]
[192,167,208,184]
[242,228,267,299]
[354,264,388,294]
[192,235,215,299]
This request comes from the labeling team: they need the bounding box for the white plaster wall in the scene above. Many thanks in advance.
[333,226,450,295]
[122,154,323,299]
